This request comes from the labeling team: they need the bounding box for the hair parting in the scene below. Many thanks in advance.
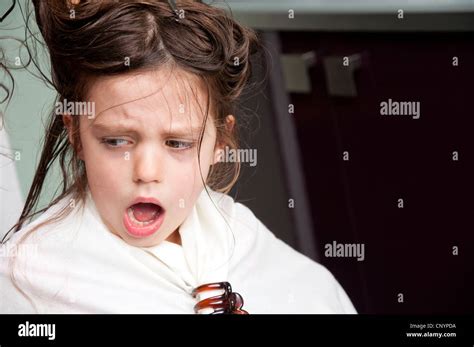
[1,0,266,310]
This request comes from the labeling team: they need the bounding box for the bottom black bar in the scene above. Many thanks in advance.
[0,315,472,346]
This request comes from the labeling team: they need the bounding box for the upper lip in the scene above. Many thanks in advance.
[129,196,164,210]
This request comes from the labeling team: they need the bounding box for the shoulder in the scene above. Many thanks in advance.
[205,189,260,238]
[0,195,86,313]
[205,189,294,259]
[206,189,357,313]
[5,194,84,247]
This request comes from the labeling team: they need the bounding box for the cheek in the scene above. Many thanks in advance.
[81,134,127,190]
[198,129,218,169]
[193,145,215,182]
[166,155,210,203]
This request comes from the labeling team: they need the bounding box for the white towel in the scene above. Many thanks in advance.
[0,187,357,314]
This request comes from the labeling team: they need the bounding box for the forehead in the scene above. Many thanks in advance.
[86,67,210,127]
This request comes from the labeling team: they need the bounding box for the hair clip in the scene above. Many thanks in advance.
[192,281,249,314]
[167,0,180,22]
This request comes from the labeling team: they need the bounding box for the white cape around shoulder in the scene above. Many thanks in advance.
[0,187,357,314]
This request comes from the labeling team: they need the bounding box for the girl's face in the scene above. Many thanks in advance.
[67,68,223,247]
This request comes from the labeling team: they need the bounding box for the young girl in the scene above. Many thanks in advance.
[0,0,356,314]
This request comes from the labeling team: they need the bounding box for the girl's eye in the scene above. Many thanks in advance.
[101,138,130,148]
[166,140,195,150]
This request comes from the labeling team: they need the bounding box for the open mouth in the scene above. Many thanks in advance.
[123,200,165,238]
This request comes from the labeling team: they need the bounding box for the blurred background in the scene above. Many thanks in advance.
[1,0,473,313]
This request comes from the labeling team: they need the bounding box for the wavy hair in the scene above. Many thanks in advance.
[0,0,266,310]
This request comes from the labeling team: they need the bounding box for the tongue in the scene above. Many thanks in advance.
[131,203,160,222]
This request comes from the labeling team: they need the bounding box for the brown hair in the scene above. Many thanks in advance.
[2,0,263,242]
[0,0,265,310]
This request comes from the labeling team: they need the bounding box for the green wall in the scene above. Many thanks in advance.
[1,3,58,208]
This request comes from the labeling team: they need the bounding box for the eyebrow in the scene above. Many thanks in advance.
[91,122,204,137]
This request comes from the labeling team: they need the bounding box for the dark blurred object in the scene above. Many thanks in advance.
[280,31,474,314]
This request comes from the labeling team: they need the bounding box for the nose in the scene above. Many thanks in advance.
[132,143,163,184]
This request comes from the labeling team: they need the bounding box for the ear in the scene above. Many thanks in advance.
[62,114,84,160]
[213,115,235,165]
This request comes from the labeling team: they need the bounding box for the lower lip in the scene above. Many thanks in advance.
[123,208,165,238]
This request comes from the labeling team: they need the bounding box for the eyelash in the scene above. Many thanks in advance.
[100,138,196,150]
[166,140,196,150]
[101,138,130,148]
